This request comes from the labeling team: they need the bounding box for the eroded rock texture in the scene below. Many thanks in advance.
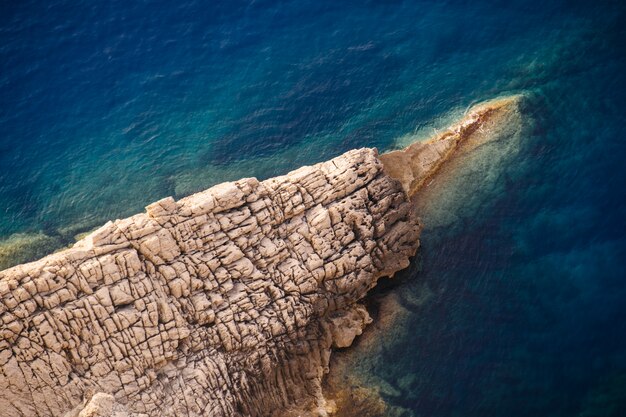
[0,148,420,417]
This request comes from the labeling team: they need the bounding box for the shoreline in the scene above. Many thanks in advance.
[0,94,526,417]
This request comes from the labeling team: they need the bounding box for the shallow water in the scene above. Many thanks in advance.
[2,0,626,415]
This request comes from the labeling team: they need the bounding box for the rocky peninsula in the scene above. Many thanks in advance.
[0,95,522,417]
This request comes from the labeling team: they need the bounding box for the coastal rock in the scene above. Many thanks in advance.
[0,148,420,417]
[0,95,522,417]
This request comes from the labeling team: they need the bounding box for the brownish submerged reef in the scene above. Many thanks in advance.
[0,95,523,417]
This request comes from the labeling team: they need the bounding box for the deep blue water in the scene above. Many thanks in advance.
[1,1,625,416]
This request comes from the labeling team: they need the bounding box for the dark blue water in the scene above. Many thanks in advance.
[1,1,625,415]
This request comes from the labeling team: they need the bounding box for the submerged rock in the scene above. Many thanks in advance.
[0,232,64,271]
[0,95,523,417]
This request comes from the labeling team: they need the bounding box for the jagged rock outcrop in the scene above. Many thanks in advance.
[0,148,421,417]
[0,95,523,417]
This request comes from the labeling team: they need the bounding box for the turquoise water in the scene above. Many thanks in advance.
[1,0,626,415]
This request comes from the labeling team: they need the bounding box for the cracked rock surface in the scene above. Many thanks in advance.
[0,148,421,417]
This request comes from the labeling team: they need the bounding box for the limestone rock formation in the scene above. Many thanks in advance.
[0,148,421,417]
[0,95,522,417]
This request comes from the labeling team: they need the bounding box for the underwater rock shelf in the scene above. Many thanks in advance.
[0,95,521,417]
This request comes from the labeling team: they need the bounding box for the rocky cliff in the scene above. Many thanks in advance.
[0,147,421,417]
[0,95,522,417]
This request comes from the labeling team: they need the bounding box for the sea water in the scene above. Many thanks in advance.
[1,0,625,415]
